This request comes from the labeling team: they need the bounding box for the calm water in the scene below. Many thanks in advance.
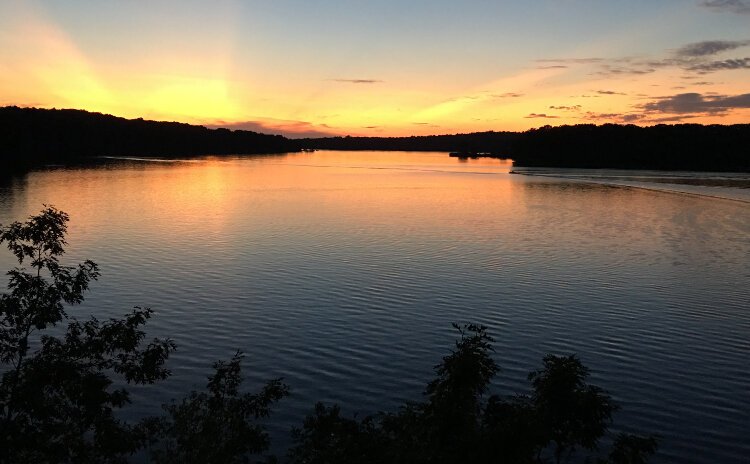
[1,151,749,463]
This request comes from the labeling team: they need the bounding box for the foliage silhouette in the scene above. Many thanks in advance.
[143,351,289,464]
[288,324,657,464]
[0,206,174,463]
[529,355,618,463]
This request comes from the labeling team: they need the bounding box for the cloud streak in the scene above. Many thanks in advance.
[642,92,750,113]
[525,113,559,119]
[492,92,524,98]
[543,39,750,77]
[674,40,750,57]
[549,105,582,111]
[330,78,383,84]
[536,58,604,64]
[686,57,750,72]
[700,0,750,14]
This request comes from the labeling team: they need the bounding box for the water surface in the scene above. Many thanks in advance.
[1,151,748,463]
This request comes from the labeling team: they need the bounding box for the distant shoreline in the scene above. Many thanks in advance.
[2,106,749,173]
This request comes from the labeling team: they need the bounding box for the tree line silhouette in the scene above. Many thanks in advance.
[0,207,658,463]
[0,107,301,169]
[4,106,747,172]
[301,124,750,172]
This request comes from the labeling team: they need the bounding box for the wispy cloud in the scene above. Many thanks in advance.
[685,57,750,72]
[581,111,644,123]
[674,40,750,57]
[525,113,559,119]
[596,90,627,95]
[700,0,750,14]
[593,64,656,76]
[491,92,524,98]
[541,39,750,77]
[330,78,383,84]
[536,58,604,64]
[580,110,704,124]
[549,105,582,111]
[642,92,750,113]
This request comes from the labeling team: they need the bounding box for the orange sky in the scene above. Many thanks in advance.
[1,0,749,137]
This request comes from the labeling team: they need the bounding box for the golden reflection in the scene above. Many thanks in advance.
[16,153,516,247]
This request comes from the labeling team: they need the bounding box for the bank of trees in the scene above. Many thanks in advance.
[0,107,300,169]
[302,124,750,172]
[0,208,657,463]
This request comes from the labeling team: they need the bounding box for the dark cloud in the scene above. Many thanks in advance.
[538,37,750,80]
[647,114,703,122]
[525,113,559,119]
[592,64,656,76]
[674,40,750,57]
[597,90,627,95]
[330,79,383,84]
[582,111,645,123]
[549,105,582,111]
[580,111,703,124]
[620,114,646,122]
[492,92,524,98]
[700,0,750,14]
[642,92,750,113]
[686,57,750,72]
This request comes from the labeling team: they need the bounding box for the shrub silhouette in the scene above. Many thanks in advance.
[143,351,288,464]
[289,324,657,464]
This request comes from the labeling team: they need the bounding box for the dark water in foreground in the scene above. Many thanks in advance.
[0,151,748,463]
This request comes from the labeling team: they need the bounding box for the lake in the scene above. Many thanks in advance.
[1,151,748,463]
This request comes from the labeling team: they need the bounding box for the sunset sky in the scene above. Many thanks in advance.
[1,0,749,137]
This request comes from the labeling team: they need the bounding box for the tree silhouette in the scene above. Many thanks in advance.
[289,325,658,464]
[143,351,289,464]
[0,207,174,463]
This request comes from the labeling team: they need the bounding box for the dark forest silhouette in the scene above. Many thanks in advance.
[301,124,750,172]
[0,106,300,169]
[2,106,748,172]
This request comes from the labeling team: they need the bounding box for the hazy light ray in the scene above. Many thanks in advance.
[412,68,569,122]
[2,2,115,110]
